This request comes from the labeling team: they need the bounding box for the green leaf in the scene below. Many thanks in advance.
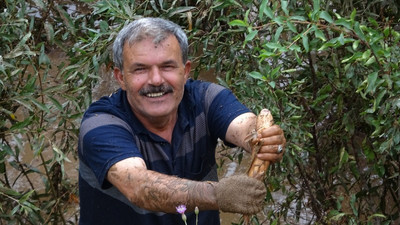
[264,7,274,19]
[364,56,376,66]
[12,98,33,112]
[44,22,54,43]
[329,210,347,221]
[341,52,363,63]
[259,0,268,20]
[229,19,247,27]
[265,42,283,50]
[313,93,329,106]
[99,20,109,32]
[167,6,196,17]
[56,5,76,35]
[244,9,250,25]
[319,11,333,23]
[290,115,302,121]
[282,68,298,73]
[368,17,379,28]
[269,81,276,88]
[149,0,160,13]
[383,27,391,37]
[366,72,378,94]
[273,16,285,25]
[350,8,356,22]
[313,26,326,41]
[10,116,33,131]
[361,49,371,60]
[363,144,375,161]
[0,185,21,196]
[302,34,309,52]
[319,84,332,95]
[290,16,307,21]
[335,18,352,29]
[350,194,358,217]
[281,0,289,15]
[338,147,349,169]
[270,65,281,78]
[30,98,51,113]
[289,44,301,52]
[4,50,36,59]
[18,32,32,48]
[368,214,386,221]
[19,190,35,203]
[48,96,63,111]
[32,0,46,9]
[318,40,336,51]
[23,75,37,92]
[352,40,360,50]
[245,30,258,44]
[313,0,320,13]
[354,22,366,41]
[287,21,297,33]
[39,45,50,65]
[338,33,345,45]
[248,71,264,80]
[373,163,385,177]
[274,26,284,42]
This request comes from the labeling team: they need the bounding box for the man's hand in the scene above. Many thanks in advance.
[214,175,266,214]
[226,112,286,162]
[254,124,286,162]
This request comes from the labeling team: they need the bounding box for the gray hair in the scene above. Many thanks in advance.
[112,17,188,70]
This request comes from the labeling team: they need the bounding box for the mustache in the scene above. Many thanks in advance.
[139,84,173,96]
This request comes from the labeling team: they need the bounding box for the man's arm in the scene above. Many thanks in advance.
[225,112,286,162]
[107,156,267,214]
[107,157,218,213]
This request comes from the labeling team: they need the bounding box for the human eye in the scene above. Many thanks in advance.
[132,66,146,74]
[135,67,145,72]
[162,65,173,70]
[161,63,177,71]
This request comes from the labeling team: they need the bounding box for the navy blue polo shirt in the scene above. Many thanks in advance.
[78,79,250,225]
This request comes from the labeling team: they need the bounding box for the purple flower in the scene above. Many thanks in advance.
[176,204,187,214]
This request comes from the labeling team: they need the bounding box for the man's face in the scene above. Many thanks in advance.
[114,35,191,121]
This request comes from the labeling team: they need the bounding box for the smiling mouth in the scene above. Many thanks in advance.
[140,85,173,98]
[146,92,166,98]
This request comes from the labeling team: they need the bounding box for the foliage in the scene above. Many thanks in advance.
[0,0,197,223]
[208,0,400,224]
[1,0,399,224]
[0,0,87,223]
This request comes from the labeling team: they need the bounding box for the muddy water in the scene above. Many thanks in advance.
[6,48,79,192]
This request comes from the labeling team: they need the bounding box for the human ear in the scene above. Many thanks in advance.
[184,61,191,80]
[114,67,127,90]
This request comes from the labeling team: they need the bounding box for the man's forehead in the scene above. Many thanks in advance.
[126,33,174,47]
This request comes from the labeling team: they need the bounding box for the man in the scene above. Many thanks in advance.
[78,17,286,225]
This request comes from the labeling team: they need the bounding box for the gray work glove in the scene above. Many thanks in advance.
[214,175,266,214]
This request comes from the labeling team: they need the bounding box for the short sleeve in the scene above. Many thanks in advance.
[204,84,251,143]
[79,113,142,188]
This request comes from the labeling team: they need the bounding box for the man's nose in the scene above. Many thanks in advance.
[148,66,163,85]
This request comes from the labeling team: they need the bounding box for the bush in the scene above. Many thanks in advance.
[207,0,400,224]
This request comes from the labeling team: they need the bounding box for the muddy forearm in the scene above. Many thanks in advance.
[108,165,218,213]
[225,112,257,152]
